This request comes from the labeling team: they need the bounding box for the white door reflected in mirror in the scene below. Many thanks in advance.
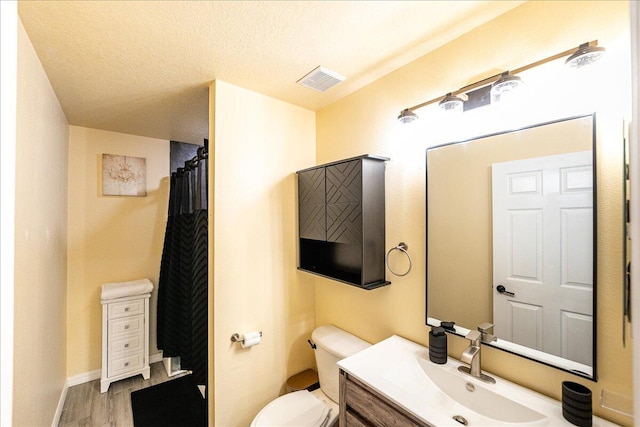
[492,152,593,366]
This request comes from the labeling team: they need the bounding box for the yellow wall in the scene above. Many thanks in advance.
[67,126,169,376]
[14,18,69,426]
[315,2,633,425]
[211,80,316,426]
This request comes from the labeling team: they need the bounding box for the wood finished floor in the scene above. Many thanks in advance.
[59,362,188,426]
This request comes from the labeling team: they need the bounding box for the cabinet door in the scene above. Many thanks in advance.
[340,371,430,427]
[298,168,326,241]
[326,160,362,245]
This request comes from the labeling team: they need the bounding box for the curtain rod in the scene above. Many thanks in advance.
[175,139,208,176]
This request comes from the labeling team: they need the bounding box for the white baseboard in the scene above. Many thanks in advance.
[51,380,68,427]
[53,352,165,426]
[67,369,101,387]
[66,353,163,387]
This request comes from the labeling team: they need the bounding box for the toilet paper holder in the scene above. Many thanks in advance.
[230,331,263,344]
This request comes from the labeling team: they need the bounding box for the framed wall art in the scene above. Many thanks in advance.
[102,154,146,196]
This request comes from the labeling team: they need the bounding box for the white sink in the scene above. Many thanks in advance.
[338,335,617,427]
[416,357,546,423]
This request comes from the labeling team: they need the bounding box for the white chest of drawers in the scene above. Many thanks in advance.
[100,293,151,393]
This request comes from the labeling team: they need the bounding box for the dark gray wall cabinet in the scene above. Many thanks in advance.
[297,155,389,290]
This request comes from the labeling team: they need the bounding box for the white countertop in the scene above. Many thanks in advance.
[338,335,618,427]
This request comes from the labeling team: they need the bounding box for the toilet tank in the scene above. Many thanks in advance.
[312,325,370,403]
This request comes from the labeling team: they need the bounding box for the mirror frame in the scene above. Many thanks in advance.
[425,113,597,381]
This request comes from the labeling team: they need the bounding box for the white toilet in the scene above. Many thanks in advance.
[250,325,370,427]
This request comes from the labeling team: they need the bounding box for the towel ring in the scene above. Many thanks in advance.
[385,242,412,276]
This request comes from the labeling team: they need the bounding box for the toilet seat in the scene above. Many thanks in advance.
[251,390,337,427]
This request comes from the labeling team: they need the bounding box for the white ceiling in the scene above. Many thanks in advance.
[18,1,524,145]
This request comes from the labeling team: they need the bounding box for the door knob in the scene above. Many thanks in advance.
[496,284,515,297]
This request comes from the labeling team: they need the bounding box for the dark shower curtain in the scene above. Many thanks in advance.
[157,147,208,388]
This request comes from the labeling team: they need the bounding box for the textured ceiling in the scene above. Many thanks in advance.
[18,1,524,145]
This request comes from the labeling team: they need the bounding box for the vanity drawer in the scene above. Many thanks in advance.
[109,333,143,355]
[342,373,430,427]
[345,410,369,427]
[108,299,145,319]
[108,314,143,337]
[108,351,144,377]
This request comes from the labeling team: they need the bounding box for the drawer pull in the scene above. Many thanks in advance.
[124,343,129,348]
[125,307,130,312]
[125,362,129,367]
[125,325,130,329]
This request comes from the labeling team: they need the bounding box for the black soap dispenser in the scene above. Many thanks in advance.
[429,326,448,364]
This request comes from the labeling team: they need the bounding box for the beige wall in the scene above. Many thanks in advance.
[67,126,169,376]
[211,80,316,426]
[14,18,69,426]
[316,2,633,425]
[1,3,17,425]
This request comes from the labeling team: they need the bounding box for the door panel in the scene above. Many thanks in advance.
[326,161,362,244]
[509,209,542,281]
[561,311,593,366]
[299,168,326,241]
[509,301,543,350]
[561,208,593,287]
[326,160,362,204]
[493,151,592,362]
[326,202,362,245]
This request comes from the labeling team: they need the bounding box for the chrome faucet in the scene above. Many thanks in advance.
[458,329,496,384]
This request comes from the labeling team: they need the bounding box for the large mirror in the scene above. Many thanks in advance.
[426,114,597,380]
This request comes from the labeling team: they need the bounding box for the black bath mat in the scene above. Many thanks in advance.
[131,374,206,427]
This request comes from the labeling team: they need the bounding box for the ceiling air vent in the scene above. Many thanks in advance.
[297,66,345,92]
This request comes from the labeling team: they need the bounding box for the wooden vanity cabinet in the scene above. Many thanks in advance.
[339,370,432,427]
[297,155,390,290]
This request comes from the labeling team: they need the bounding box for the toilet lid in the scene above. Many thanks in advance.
[253,390,331,427]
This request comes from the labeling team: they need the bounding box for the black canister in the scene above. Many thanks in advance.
[562,381,592,427]
[429,326,447,364]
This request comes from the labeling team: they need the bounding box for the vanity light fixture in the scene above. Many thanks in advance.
[565,42,606,68]
[397,108,418,124]
[438,93,465,112]
[396,40,605,123]
[490,72,523,101]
